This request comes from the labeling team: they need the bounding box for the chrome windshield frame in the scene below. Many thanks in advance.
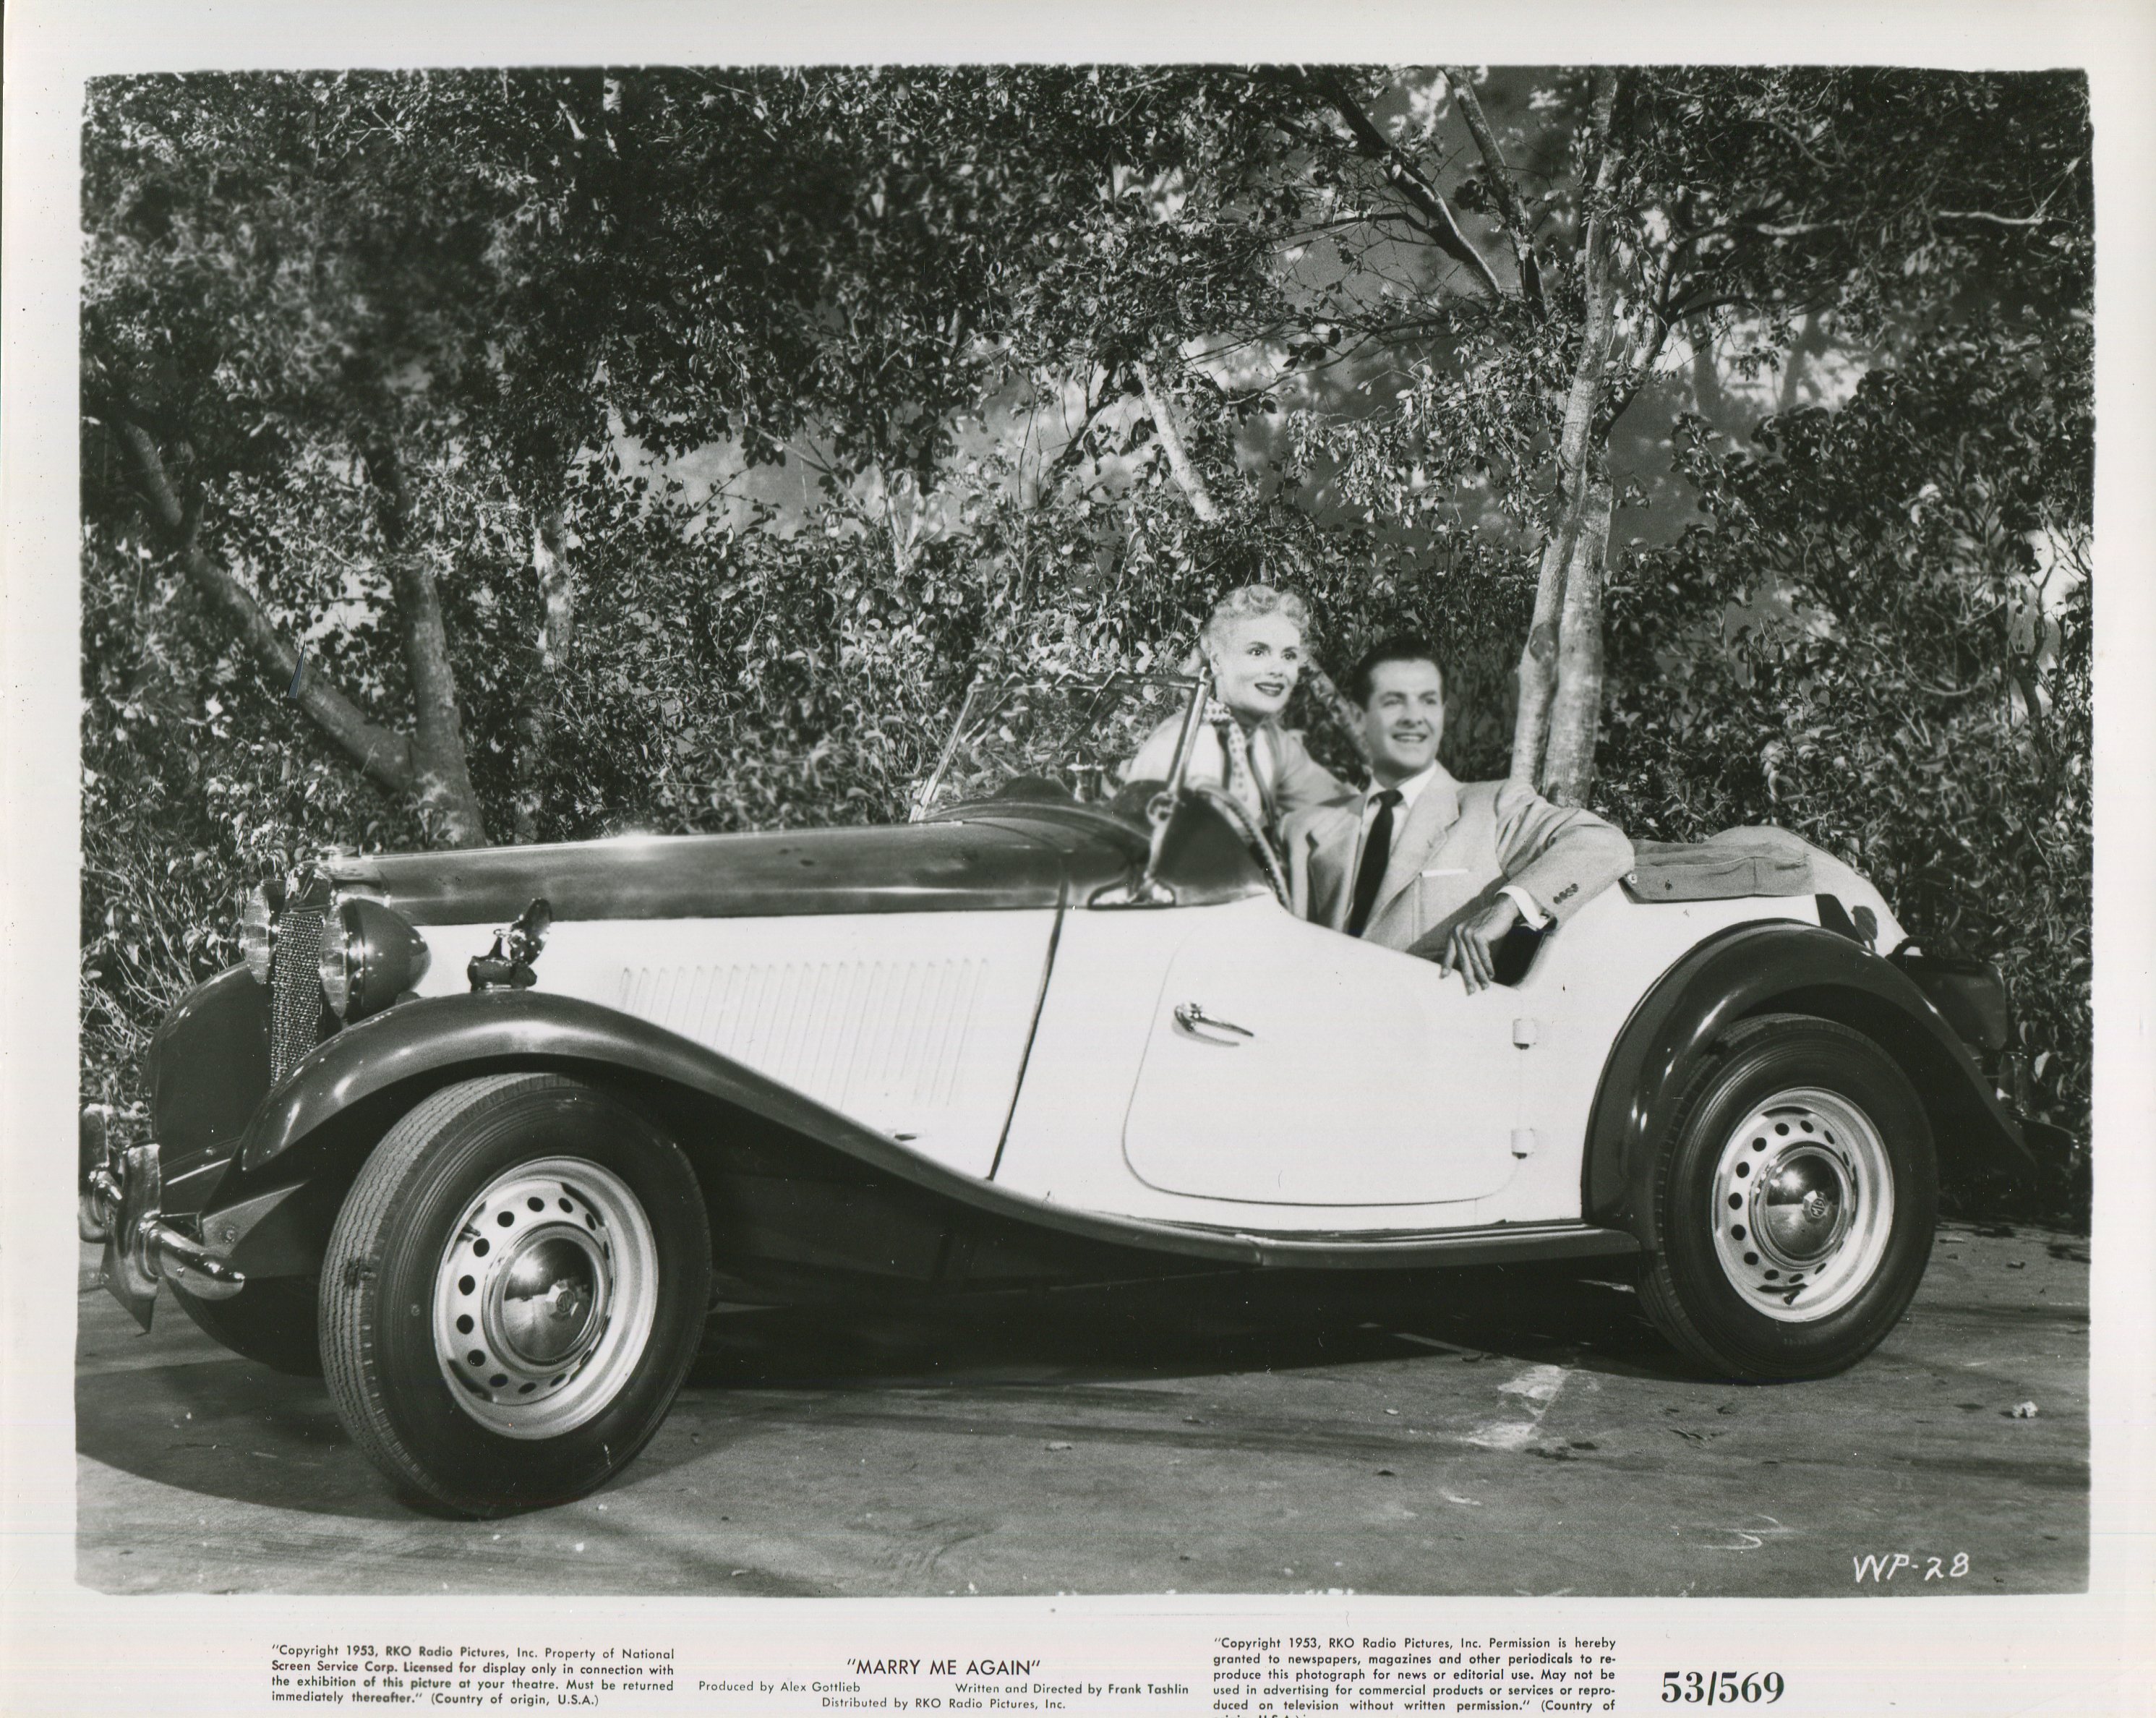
[907,666,1205,824]
[1087,667,1212,908]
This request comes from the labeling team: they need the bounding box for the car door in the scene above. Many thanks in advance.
[1121,899,1523,1206]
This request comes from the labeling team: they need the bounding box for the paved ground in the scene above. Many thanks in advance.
[75,1221,2086,1597]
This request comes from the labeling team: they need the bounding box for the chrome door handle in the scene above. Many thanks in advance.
[1173,1001,1254,1045]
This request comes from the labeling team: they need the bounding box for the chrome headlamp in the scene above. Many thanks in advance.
[239,881,281,983]
[317,897,432,1022]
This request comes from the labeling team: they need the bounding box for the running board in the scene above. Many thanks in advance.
[1143,1221,1643,1272]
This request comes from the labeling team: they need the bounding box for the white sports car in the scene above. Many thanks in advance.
[85,673,2035,1515]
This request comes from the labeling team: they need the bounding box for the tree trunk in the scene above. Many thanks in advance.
[1689,322,1729,422]
[1508,68,1622,789]
[1445,68,1544,309]
[1135,360,1222,523]
[511,504,576,844]
[1776,311,1828,414]
[1509,523,1570,790]
[108,417,418,798]
[382,555,489,848]
[365,443,489,848]
[1541,477,1613,806]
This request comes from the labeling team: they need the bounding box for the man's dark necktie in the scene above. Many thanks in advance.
[1346,787,1403,937]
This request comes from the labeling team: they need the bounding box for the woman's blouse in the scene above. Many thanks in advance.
[1124,706,1347,834]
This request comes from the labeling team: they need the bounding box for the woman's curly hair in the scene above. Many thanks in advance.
[1201,584,1312,651]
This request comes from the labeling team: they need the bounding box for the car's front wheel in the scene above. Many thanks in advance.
[1638,1014,1936,1381]
[319,1073,711,1516]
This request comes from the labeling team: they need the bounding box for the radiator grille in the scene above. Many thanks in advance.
[270,901,329,1082]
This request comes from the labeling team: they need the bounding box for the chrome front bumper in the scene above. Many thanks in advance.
[82,1132,245,1330]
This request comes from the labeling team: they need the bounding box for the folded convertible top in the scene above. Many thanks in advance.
[1623,826,1816,902]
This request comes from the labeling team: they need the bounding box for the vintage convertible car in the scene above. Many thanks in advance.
[83,674,2036,1516]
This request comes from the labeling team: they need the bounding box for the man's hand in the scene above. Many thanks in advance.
[1434,897,1522,994]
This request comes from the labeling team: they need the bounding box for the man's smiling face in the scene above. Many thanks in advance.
[1359,656,1445,785]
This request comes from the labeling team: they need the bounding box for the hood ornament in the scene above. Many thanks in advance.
[468,897,552,991]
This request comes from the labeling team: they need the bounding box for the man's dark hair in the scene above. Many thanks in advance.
[1346,635,1445,706]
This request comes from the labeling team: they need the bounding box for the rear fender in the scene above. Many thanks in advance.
[1584,920,2036,1249]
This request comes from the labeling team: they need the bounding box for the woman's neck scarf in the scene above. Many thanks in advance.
[1204,697,1271,824]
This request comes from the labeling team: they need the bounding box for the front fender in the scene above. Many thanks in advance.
[147,964,270,1215]
[1583,920,2037,1248]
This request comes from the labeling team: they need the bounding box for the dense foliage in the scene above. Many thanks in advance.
[81,66,2095,1221]
[1599,325,2092,1201]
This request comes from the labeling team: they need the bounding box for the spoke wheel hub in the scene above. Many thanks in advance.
[1709,1087,1894,1325]
[432,1158,659,1439]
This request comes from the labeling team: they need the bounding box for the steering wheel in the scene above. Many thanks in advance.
[1189,784,1294,910]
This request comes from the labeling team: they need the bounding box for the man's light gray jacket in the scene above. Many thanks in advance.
[1285,766,1635,953]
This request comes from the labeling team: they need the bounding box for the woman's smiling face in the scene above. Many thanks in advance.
[1207,612,1306,722]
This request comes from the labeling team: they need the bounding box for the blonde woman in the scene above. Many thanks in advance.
[1124,585,1347,837]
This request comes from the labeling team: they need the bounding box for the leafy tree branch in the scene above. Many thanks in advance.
[100,409,419,799]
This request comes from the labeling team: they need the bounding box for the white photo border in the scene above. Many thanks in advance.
[5,3,2151,1713]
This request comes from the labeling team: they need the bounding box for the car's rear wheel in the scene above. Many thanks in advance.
[1638,1014,1935,1381]
[171,1277,323,1377]
[320,1073,710,1516]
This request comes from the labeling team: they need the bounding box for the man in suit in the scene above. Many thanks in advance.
[1284,636,1635,992]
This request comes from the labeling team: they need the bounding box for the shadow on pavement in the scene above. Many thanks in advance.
[689,1261,1684,1391]
[80,1260,1678,1516]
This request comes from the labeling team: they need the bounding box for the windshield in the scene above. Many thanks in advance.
[909,670,1202,823]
